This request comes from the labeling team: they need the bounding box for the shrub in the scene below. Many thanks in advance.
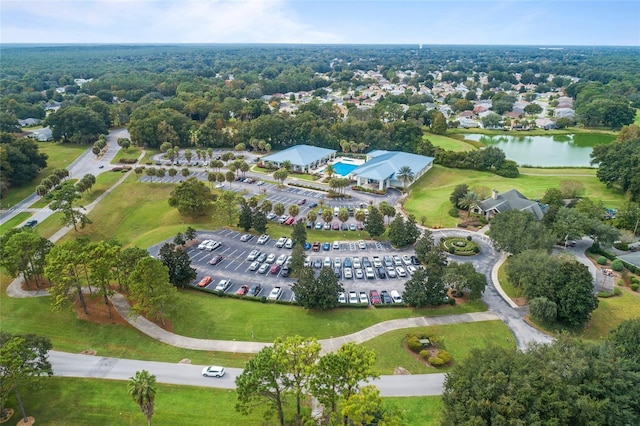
[473,246,480,253]
[406,336,423,353]
[631,277,639,285]
[448,208,459,218]
[419,350,430,359]
[631,283,639,291]
[448,298,455,305]
[466,235,472,241]
[613,241,629,251]
[611,259,624,272]
[597,256,608,265]
[438,350,452,364]
[260,296,267,303]
[428,356,445,366]
[448,246,456,254]
[529,297,557,324]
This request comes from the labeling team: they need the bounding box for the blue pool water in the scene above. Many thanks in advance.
[332,162,358,176]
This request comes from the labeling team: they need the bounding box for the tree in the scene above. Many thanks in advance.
[87,241,119,318]
[273,202,285,217]
[388,216,407,247]
[291,220,307,247]
[260,200,273,214]
[288,244,305,277]
[2,230,52,288]
[180,167,190,178]
[341,385,403,426]
[458,191,479,218]
[488,209,555,255]
[117,137,132,152]
[355,209,366,227]
[523,103,543,116]
[609,318,640,365]
[0,333,52,419]
[402,268,448,307]
[337,208,349,228]
[378,201,396,225]
[45,240,90,314]
[225,170,235,187]
[396,165,415,191]
[129,257,178,326]
[238,201,253,232]
[430,111,447,135]
[235,345,289,426]
[292,267,343,310]
[288,204,300,218]
[184,226,197,241]
[529,297,558,324]
[444,261,486,300]
[127,370,156,426]
[168,177,213,217]
[591,134,640,201]
[324,163,335,179]
[158,243,196,288]
[322,208,334,225]
[481,112,503,129]
[49,181,92,231]
[414,231,448,270]
[252,210,268,234]
[365,206,385,238]
[273,168,289,186]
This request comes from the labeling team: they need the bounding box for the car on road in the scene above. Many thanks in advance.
[214,279,232,292]
[396,267,407,277]
[343,267,353,279]
[247,250,260,261]
[359,292,369,304]
[240,234,253,242]
[365,267,375,279]
[276,254,288,266]
[303,242,312,250]
[98,165,104,169]
[201,366,225,378]
[209,255,223,265]
[270,264,281,275]
[268,287,282,300]
[410,255,420,265]
[258,263,270,274]
[256,252,267,263]
[338,292,346,304]
[380,290,392,304]
[402,255,412,266]
[369,290,381,304]
[197,276,212,287]
[354,268,364,279]
[390,290,403,303]
[349,291,358,304]
[236,285,249,296]
[249,261,260,271]
[248,284,262,296]
[392,255,402,266]
[322,242,331,251]
[265,253,276,264]
[198,240,212,250]
[257,234,270,245]
[297,198,306,205]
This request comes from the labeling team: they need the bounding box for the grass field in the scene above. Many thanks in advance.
[361,321,515,375]
[405,164,627,228]
[518,167,597,176]
[0,142,87,209]
[423,132,476,152]
[497,262,522,299]
[581,287,640,340]
[387,396,443,425]
[170,289,487,342]
[32,212,65,239]
[111,146,142,164]
[0,212,31,236]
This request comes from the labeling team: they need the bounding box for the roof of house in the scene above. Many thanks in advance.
[352,151,434,182]
[477,189,546,220]
[261,144,336,168]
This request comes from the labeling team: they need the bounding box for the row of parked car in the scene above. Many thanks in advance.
[304,254,420,280]
[246,249,292,277]
[197,239,222,251]
[338,289,403,305]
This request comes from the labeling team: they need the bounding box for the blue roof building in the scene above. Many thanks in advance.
[261,145,336,172]
[351,150,434,190]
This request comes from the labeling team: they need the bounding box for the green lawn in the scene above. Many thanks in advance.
[386,396,443,426]
[518,167,597,176]
[141,148,161,164]
[0,212,31,236]
[423,132,476,152]
[581,288,640,340]
[405,164,627,228]
[111,146,142,164]
[171,289,487,342]
[497,261,523,299]
[0,142,87,209]
[361,321,515,375]
[32,212,65,239]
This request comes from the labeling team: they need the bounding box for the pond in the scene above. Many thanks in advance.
[462,133,615,167]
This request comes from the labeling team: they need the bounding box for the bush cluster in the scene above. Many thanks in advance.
[351,185,386,195]
[406,335,423,353]
[613,241,629,251]
[119,158,138,164]
[287,182,328,193]
[611,259,624,272]
[631,283,639,292]
[419,349,429,359]
[597,256,608,265]
[428,356,445,366]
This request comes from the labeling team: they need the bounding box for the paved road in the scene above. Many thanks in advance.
[49,350,444,396]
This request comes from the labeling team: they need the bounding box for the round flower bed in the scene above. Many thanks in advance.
[440,236,480,256]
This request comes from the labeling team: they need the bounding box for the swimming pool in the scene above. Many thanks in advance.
[332,162,358,177]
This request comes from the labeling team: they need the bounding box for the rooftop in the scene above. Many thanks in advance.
[352,151,434,181]
[262,144,336,168]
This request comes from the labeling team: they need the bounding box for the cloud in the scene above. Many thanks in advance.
[1,0,342,43]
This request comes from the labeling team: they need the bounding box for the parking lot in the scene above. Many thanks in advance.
[149,229,423,305]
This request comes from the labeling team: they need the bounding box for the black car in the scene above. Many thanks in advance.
[380,290,392,304]
[306,221,313,229]
[248,284,262,296]
[362,256,371,268]
[308,202,318,208]
[24,219,38,228]
[410,255,420,265]
[376,267,387,279]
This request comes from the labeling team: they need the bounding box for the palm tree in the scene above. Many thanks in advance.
[396,166,415,192]
[324,163,335,180]
[128,370,156,426]
[281,160,293,172]
[459,191,480,218]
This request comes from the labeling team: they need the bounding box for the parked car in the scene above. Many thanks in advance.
[249,261,260,271]
[236,285,249,296]
[396,267,407,277]
[257,234,270,245]
[312,241,321,251]
[372,256,382,268]
[201,366,225,378]
[267,212,278,221]
[354,268,364,279]
[369,290,381,304]
[402,255,412,266]
[338,292,346,304]
[380,290,392,304]
[392,255,402,266]
[306,221,313,229]
[270,264,281,275]
[390,290,403,303]
[209,255,223,265]
[365,267,375,279]
[240,233,253,242]
[285,238,293,249]
[362,256,371,268]
[334,267,341,278]
[314,222,323,230]
[383,256,393,267]
[258,263,270,274]
[285,217,295,225]
[206,240,221,251]
[407,265,417,274]
[349,223,356,231]
[275,236,287,248]
[359,292,369,305]
[386,267,397,278]
[332,222,340,230]
[313,258,323,269]
[343,267,353,279]
[248,284,262,296]
[356,223,364,230]
[349,291,358,304]
[276,254,288,266]
[308,202,318,208]
[358,240,367,250]
[266,253,276,264]
[257,252,267,263]
[247,249,260,261]
[304,242,312,250]
[334,257,342,268]
[341,223,349,231]
[323,257,332,268]
[214,279,232,292]
[256,180,265,186]
[297,198,306,205]
[198,239,212,250]
[376,267,387,279]
[197,276,212,287]
[304,258,312,267]
[333,240,340,250]
[323,242,331,251]
[343,257,352,268]
[410,255,420,265]
[268,287,282,300]
[323,222,331,230]
[281,266,290,277]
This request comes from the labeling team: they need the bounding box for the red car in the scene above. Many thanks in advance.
[236,285,249,296]
[197,276,212,287]
[332,222,340,230]
[369,290,381,305]
[285,217,295,225]
[312,241,321,252]
[297,198,307,205]
[270,264,281,275]
[209,255,223,265]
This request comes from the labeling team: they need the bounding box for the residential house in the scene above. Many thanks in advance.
[472,189,546,220]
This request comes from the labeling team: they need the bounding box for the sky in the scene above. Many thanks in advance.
[1,0,639,46]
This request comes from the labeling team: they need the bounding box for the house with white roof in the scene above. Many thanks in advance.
[261,145,336,173]
[351,150,434,191]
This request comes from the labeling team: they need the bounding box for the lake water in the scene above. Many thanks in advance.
[462,133,615,167]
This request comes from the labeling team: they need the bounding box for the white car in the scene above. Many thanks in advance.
[214,183,224,189]
[365,267,375,279]
[257,234,270,245]
[352,257,361,269]
[392,255,402,266]
[358,240,367,250]
[349,291,358,304]
[359,291,369,304]
[338,292,346,303]
[256,180,265,186]
[247,249,260,261]
[267,213,277,221]
[407,265,417,274]
[343,267,353,279]
[275,236,287,248]
[390,290,403,303]
[266,253,276,264]
[333,241,340,250]
[372,256,383,268]
[258,263,270,274]
[402,255,412,266]
[354,268,364,279]
[198,239,212,250]
[396,267,407,277]
[304,258,312,267]
[276,254,288,266]
[249,261,260,271]
[206,240,221,251]
[240,234,253,242]
[323,257,332,268]
[387,267,397,278]
[201,366,225,377]
[285,238,293,249]
[268,287,282,300]
[334,258,341,268]
[214,279,232,292]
